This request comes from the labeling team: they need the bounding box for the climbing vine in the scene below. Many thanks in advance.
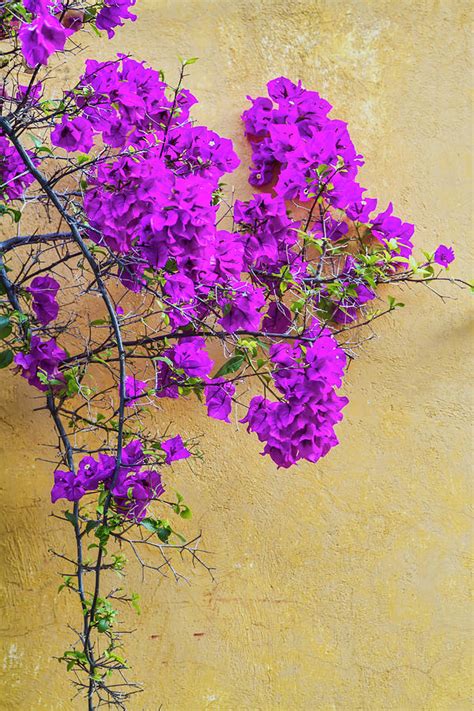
[0,1,469,708]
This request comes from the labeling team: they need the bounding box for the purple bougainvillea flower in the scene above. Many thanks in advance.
[14,335,66,392]
[262,302,292,335]
[218,280,266,333]
[51,469,85,503]
[161,435,191,464]
[78,454,114,490]
[50,448,164,518]
[16,82,43,104]
[96,0,137,39]
[112,468,164,521]
[434,244,455,268]
[27,275,60,325]
[124,375,148,405]
[23,0,63,11]
[205,379,235,423]
[19,14,72,67]
[239,324,348,468]
[370,202,414,261]
[50,116,94,153]
[172,338,213,379]
[0,136,37,200]
[122,439,145,468]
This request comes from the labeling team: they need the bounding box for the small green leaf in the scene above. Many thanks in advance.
[76,153,91,165]
[214,354,245,378]
[36,146,54,156]
[28,133,43,149]
[97,619,109,633]
[141,518,157,533]
[0,316,12,340]
[387,295,405,310]
[131,592,141,615]
[0,350,13,368]
[154,355,174,368]
[157,526,171,542]
[84,520,99,535]
[180,506,192,520]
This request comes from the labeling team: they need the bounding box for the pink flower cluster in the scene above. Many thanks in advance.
[19,9,72,67]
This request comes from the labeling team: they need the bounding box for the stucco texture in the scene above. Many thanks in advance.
[0,1,472,709]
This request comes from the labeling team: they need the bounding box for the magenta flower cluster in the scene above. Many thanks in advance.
[0,135,37,199]
[17,0,136,67]
[19,10,72,67]
[95,0,137,38]
[51,439,166,521]
[243,77,415,261]
[241,324,348,468]
[27,275,60,325]
[51,435,191,518]
[14,335,66,391]
[3,8,457,502]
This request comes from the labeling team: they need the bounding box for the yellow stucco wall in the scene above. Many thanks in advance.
[0,1,472,709]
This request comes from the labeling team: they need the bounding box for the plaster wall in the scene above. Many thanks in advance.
[0,1,472,709]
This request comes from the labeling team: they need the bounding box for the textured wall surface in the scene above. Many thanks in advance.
[0,1,472,709]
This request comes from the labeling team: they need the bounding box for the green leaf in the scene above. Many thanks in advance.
[131,592,141,615]
[141,518,157,533]
[64,369,80,397]
[0,350,13,368]
[36,146,54,156]
[84,520,99,535]
[142,516,173,542]
[180,506,192,520]
[97,619,109,633]
[0,316,12,340]
[64,510,78,525]
[154,355,174,368]
[28,133,43,149]
[387,295,405,310]
[157,526,171,542]
[183,57,199,66]
[10,3,31,20]
[290,298,305,314]
[213,354,245,378]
